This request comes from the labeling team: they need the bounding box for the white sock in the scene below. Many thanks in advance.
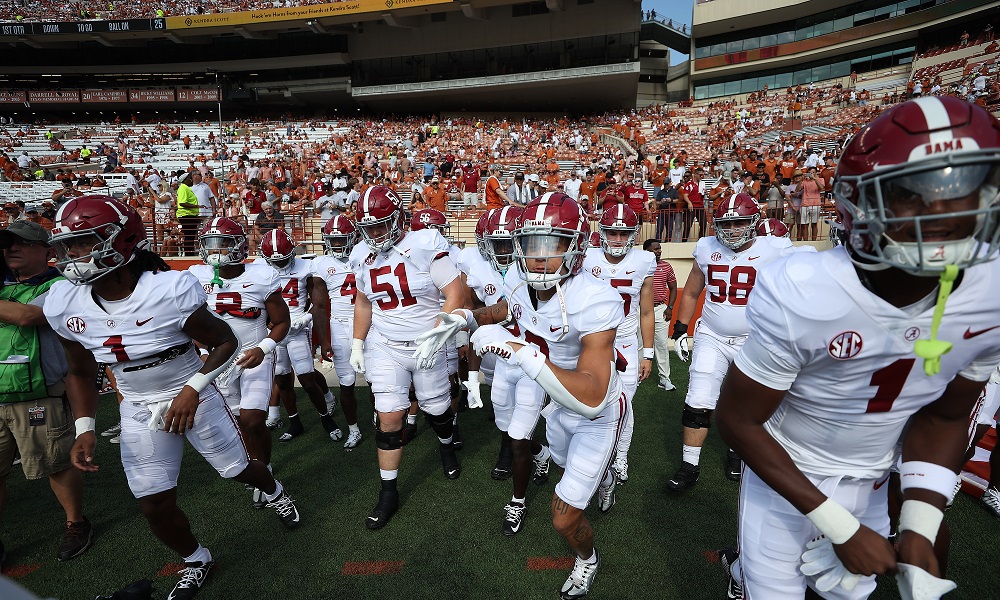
[406,414,417,425]
[324,391,335,404]
[380,469,398,481]
[183,545,212,565]
[263,480,284,502]
[266,463,273,473]
[580,549,598,565]
[511,496,525,505]
[534,445,550,462]
[682,445,702,467]
[267,406,280,421]
[601,470,615,487]
[349,423,361,434]
[439,435,453,445]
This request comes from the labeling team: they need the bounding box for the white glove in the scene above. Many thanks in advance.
[471,324,523,363]
[413,312,467,369]
[895,563,957,600]
[800,536,861,593]
[674,334,691,362]
[349,338,366,374]
[463,372,483,409]
[147,399,173,432]
[289,313,313,332]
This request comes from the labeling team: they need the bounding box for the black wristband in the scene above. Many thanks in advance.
[671,321,687,339]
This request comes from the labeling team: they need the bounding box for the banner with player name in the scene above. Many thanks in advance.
[28,90,80,103]
[0,18,165,36]
[165,0,450,29]
[176,89,220,102]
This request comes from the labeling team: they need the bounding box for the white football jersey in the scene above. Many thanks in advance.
[736,247,1000,479]
[252,257,314,318]
[44,270,207,404]
[458,247,505,306]
[312,254,358,323]
[351,229,456,342]
[189,263,280,351]
[503,267,625,405]
[693,234,794,337]
[583,247,656,339]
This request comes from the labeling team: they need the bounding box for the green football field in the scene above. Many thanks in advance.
[3,357,997,600]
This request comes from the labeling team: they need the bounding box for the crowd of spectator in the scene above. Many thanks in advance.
[0,0,340,22]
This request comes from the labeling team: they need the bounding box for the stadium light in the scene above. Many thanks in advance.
[207,68,225,177]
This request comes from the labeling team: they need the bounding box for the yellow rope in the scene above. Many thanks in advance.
[913,264,959,376]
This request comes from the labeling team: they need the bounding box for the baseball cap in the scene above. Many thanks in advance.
[0,220,50,247]
[431,177,440,183]
[527,174,539,182]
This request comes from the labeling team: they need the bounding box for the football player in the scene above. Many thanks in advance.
[312,215,364,449]
[417,192,626,599]
[189,218,290,508]
[44,196,300,600]
[583,204,656,483]
[667,193,794,492]
[255,229,342,444]
[716,97,1000,599]
[349,186,467,531]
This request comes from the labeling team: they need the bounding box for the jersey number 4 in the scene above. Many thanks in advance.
[707,265,756,306]
[341,273,357,305]
[281,279,300,307]
[370,263,417,311]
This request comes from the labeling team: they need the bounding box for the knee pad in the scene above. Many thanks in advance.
[375,428,404,450]
[424,408,455,439]
[681,405,712,429]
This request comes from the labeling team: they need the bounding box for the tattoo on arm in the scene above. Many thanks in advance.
[472,300,509,327]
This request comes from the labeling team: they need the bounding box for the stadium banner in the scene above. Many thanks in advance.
[27,90,80,103]
[0,91,27,103]
[165,0,450,29]
[81,89,128,103]
[129,89,177,102]
[0,18,165,36]
[176,89,220,102]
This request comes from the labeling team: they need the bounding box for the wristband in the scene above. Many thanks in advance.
[805,498,861,545]
[352,338,365,353]
[642,348,654,360]
[898,499,944,545]
[257,337,278,355]
[672,321,688,338]
[75,417,96,438]
[456,330,470,347]
[899,461,958,500]
[185,372,211,393]
[453,308,478,333]
[199,347,210,356]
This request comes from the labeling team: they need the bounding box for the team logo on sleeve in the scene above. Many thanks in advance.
[484,284,496,296]
[711,251,723,262]
[828,331,863,360]
[66,317,87,333]
[365,254,377,266]
[203,283,214,294]
[591,266,602,277]
[327,267,337,275]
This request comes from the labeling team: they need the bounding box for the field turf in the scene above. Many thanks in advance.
[3,357,997,599]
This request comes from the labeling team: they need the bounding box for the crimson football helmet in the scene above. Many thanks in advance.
[356,185,405,253]
[589,230,601,248]
[513,192,589,290]
[475,209,495,259]
[260,228,297,274]
[835,96,1000,275]
[411,208,450,234]
[322,215,357,259]
[50,195,149,284]
[756,217,789,238]
[199,217,248,266]
[599,203,639,258]
[714,193,760,250]
[484,205,523,274]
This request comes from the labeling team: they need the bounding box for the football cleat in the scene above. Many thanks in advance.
[101,422,122,437]
[440,442,462,479]
[266,490,301,529]
[502,501,526,537]
[325,393,338,416]
[982,486,1000,519]
[492,456,512,481]
[718,547,743,600]
[725,449,743,482]
[265,417,283,431]
[666,462,700,493]
[278,420,304,442]
[611,456,629,483]
[109,434,120,445]
[343,429,363,450]
[657,381,677,391]
[533,446,551,485]
[166,560,214,600]
[560,550,600,600]
[365,489,399,531]
[597,473,617,514]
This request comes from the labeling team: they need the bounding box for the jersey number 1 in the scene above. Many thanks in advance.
[866,358,915,413]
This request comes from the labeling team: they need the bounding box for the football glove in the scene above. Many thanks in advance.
[895,563,957,600]
[471,324,523,363]
[413,312,467,369]
[349,338,366,374]
[800,536,861,593]
[147,399,173,432]
[463,375,483,409]
[289,313,313,332]
[674,334,691,362]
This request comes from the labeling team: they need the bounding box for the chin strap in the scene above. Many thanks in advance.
[210,264,225,289]
[913,264,959,376]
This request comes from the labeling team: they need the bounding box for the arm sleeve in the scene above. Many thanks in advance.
[732,268,804,391]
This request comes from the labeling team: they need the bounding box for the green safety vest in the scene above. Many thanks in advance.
[0,273,62,403]
[80,148,92,158]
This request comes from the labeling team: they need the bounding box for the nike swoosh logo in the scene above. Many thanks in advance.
[873,475,890,490]
[748,256,760,260]
[622,344,631,349]
[964,325,1000,339]
[625,270,635,275]
[136,317,153,326]
[243,284,253,288]
[549,326,562,332]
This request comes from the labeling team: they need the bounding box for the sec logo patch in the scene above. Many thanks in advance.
[828,331,863,360]
[66,317,87,334]
[327,267,337,275]
[484,284,496,296]
[591,266,601,277]
[711,251,723,262]
[511,303,523,321]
